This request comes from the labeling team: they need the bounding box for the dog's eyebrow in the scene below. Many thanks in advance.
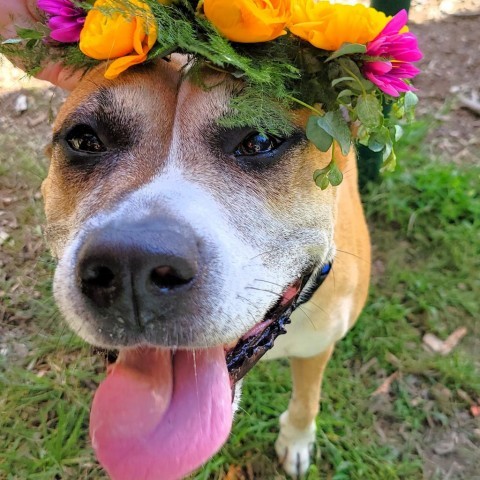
[53,87,137,145]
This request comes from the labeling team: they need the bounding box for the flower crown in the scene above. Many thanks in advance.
[1,0,422,188]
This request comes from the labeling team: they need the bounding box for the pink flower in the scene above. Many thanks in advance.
[37,0,86,43]
[363,10,423,97]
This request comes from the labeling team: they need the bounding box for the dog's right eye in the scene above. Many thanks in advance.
[66,125,107,154]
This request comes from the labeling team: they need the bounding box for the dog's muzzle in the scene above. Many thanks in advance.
[77,215,199,325]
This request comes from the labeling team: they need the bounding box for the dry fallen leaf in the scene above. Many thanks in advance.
[470,405,480,417]
[423,327,468,355]
[225,465,243,480]
[372,371,399,397]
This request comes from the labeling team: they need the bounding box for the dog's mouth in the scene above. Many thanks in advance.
[225,279,303,385]
[89,276,309,480]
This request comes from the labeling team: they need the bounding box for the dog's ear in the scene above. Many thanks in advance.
[44,143,53,159]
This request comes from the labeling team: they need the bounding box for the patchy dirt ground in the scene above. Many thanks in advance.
[410,0,480,164]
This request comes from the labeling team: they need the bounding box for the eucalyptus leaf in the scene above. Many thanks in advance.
[381,149,397,172]
[394,124,403,142]
[326,43,367,62]
[328,163,344,186]
[367,126,390,152]
[307,116,333,152]
[356,94,383,129]
[331,76,355,88]
[404,91,418,111]
[337,89,353,100]
[404,91,418,121]
[316,174,330,190]
[313,166,330,181]
[313,111,351,155]
[338,58,375,92]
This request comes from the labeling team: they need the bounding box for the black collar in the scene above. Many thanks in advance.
[295,261,332,309]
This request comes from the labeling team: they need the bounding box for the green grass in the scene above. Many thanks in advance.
[1,119,479,479]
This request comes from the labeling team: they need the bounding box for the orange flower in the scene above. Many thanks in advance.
[79,0,164,79]
[203,0,290,43]
[289,0,390,51]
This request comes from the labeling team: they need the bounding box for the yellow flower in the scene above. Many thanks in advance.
[203,0,291,43]
[79,0,166,79]
[289,0,390,51]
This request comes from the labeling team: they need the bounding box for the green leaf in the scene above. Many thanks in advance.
[326,43,367,62]
[26,39,38,49]
[306,116,333,152]
[313,166,329,181]
[404,91,418,121]
[338,58,376,92]
[356,94,383,129]
[328,162,344,186]
[394,124,403,141]
[16,28,44,40]
[315,111,351,155]
[404,91,418,111]
[367,126,390,152]
[331,76,355,88]
[317,173,331,190]
[337,89,353,101]
[1,38,22,45]
[381,149,397,172]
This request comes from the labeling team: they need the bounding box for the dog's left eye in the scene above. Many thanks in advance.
[66,125,107,154]
[234,132,283,157]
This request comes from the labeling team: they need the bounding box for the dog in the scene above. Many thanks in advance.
[41,57,371,479]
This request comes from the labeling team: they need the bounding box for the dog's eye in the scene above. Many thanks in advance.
[234,132,283,157]
[66,125,107,154]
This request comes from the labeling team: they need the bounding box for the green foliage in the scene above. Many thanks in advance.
[0,0,421,189]
[313,160,344,190]
[307,111,351,155]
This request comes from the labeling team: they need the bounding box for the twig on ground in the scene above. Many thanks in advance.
[372,371,400,397]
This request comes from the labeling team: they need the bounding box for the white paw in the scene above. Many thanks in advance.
[275,411,316,478]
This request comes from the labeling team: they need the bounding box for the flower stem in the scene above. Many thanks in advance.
[342,65,367,97]
[286,95,324,116]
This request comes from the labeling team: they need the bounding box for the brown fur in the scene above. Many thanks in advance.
[42,58,371,478]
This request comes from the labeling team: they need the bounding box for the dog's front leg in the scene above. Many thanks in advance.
[275,345,334,478]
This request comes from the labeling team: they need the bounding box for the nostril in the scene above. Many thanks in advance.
[82,265,116,289]
[150,265,194,291]
[80,263,118,308]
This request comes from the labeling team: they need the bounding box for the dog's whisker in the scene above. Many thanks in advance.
[303,299,328,316]
[244,286,282,297]
[335,248,368,262]
[253,278,286,289]
[298,306,317,329]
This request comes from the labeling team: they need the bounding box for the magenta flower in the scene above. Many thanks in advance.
[37,0,87,43]
[363,10,423,97]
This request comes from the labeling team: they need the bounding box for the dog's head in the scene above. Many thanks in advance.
[42,59,350,479]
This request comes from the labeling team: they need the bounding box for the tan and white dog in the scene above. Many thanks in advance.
[42,58,371,479]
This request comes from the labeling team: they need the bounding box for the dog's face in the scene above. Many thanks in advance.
[42,58,344,479]
[44,59,340,349]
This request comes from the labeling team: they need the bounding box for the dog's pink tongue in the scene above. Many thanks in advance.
[90,346,232,480]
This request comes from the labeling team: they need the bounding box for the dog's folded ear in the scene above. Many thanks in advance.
[44,143,52,159]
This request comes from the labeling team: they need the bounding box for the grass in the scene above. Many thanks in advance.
[1,117,479,479]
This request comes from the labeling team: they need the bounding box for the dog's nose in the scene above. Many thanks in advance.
[77,217,199,314]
